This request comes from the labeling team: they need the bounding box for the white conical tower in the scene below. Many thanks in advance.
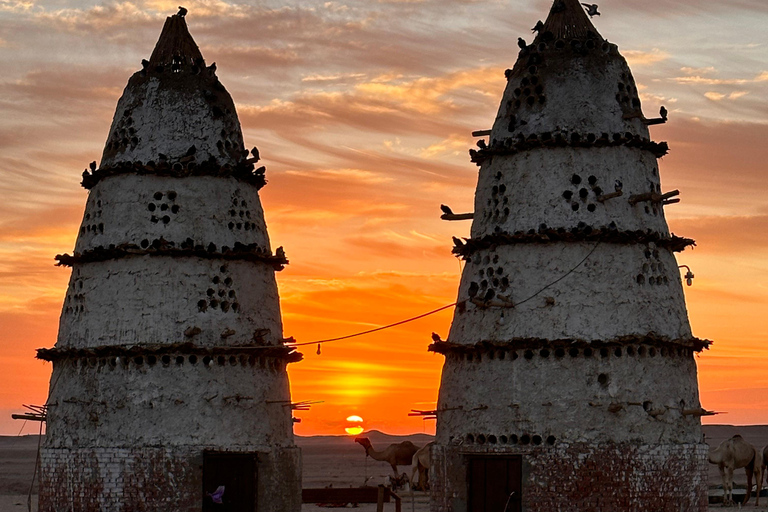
[430,1,709,511]
[38,13,301,512]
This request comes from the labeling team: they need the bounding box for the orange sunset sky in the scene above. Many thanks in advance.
[0,0,767,436]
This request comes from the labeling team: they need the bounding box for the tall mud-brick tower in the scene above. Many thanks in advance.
[429,1,710,511]
[38,12,302,512]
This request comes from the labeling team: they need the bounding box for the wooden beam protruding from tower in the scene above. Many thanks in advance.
[628,189,680,206]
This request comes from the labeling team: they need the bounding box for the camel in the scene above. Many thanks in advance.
[708,434,762,507]
[354,437,419,478]
[411,441,433,491]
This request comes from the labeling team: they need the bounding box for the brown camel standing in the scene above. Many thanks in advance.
[411,441,433,491]
[708,434,762,507]
[354,437,419,478]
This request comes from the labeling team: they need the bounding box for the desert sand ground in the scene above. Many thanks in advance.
[3,427,768,511]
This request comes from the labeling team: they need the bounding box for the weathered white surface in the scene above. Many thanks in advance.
[58,257,283,348]
[450,243,692,342]
[472,147,670,237]
[75,175,270,254]
[491,46,650,141]
[101,74,244,168]
[45,361,294,447]
[436,350,702,444]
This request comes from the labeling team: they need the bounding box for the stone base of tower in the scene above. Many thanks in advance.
[39,445,302,512]
[430,442,708,512]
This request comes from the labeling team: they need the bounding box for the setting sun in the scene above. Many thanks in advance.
[344,415,364,435]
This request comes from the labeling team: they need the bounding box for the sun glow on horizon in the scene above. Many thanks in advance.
[344,415,364,435]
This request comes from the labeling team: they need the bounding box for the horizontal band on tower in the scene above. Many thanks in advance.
[453,229,695,258]
[469,133,669,166]
[55,241,287,270]
[37,341,303,363]
[81,159,266,190]
[429,333,712,356]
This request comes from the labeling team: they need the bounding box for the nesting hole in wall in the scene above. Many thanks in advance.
[466,434,475,444]
[175,356,184,366]
[638,346,647,357]
[597,373,609,387]
[600,348,609,358]
[643,401,653,412]
[189,355,198,365]
[520,435,530,445]
[569,348,579,358]
[217,356,226,366]
[477,434,486,445]
[626,346,635,356]
[510,434,519,444]
[539,349,550,358]
[546,436,556,446]
[161,355,171,366]
[203,356,212,366]
[532,435,542,445]
[500,435,508,444]
[584,347,593,357]
[649,348,657,357]
[147,355,157,366]
[488,435,497,444]
[555,348,565,358]
[614,347,622,357]
[133,356,143,365]
[524,350,534,360]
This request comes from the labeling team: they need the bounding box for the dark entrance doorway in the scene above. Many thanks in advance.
[203,451,257,512]
[467,455,522,512]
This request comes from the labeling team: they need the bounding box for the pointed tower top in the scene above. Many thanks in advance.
[148,14,203,67]
[98,12,245,170]
[537,0,603,43]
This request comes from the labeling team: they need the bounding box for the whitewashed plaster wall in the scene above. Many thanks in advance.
[75,175,271,254]
[449,243,692,342]
[58,257,283,348]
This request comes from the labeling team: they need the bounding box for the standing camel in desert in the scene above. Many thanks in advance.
[411,441,433,491]
[354,437,419,478]
[709,434,762,507]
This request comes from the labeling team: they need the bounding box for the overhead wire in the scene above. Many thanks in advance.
[289,241,601,348]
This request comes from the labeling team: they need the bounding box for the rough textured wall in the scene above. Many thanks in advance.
[40,445,301,512]
[449,243,692,341]
[100,70,244,168]
[431,443,708,512]
[436,347,702,446]
[75,175,271,254]
[57,257,283,349]
[44,357,294,447]
[471,147,669,237]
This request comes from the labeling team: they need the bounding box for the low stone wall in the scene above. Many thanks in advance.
[39,445,301,512]
[430,442,708,512]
